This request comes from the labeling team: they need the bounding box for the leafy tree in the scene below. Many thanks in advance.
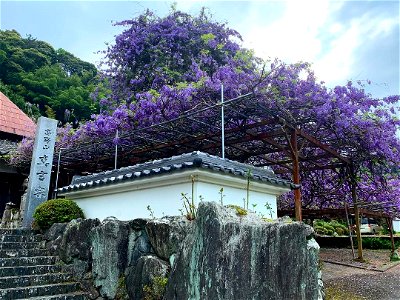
[0,29,99,122]
[0,79,40,119]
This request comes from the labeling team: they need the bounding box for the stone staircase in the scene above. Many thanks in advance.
[0,228,87,299]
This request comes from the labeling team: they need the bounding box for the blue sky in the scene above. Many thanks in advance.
[0,0,399,98]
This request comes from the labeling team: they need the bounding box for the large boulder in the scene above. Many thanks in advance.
[59,218,100,263]
[164,202,320,300]
[126,255,169,300]
[145,216,191,261]
[91,217,129,299]
[126,218,153,268]
[43,223,68,255]
[127,229,153,268]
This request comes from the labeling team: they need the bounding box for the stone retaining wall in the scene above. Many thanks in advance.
[43,202,323,300]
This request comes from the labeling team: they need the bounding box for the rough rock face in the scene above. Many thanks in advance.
[91,217,129,299]
[127,229,153,268]
[145,216,191,261]
[59,219,100,263]
[164,202,320,300]
[126,255,169,300]
[44,223,67,255]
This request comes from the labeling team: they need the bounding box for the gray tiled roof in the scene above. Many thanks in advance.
[57,151,298,194]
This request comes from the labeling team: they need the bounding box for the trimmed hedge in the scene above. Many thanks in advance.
[313,219,349,236]
[33,199,84,230]
[360,237,400,249]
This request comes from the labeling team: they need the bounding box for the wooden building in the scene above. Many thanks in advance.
[0,91,36,215]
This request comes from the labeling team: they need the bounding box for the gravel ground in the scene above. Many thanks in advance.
[321,248,400,300]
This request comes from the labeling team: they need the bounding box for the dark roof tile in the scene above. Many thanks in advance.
[58,151,299,194]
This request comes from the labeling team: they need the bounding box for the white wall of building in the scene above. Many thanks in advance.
[196,182,277,218]
[393,218,400,232]
[62,169,288,221]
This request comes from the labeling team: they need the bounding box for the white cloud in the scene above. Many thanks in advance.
[238,0,398,88]
[241,0,343,63]
[315,12,399,85]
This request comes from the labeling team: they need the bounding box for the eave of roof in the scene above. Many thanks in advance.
[0,91,36,137]
[58,151,299,194]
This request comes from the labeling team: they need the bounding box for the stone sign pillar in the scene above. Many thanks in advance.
[22,117,57,228]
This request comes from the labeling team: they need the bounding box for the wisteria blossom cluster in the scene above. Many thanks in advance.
[11,9,400,215]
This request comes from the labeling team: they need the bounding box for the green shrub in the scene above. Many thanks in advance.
[359,237,400,249]
[314,225,327,235]
[33,199,84,230]
[313,219,349,236]
[335,227,345,236]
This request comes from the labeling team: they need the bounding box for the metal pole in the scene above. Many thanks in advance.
[115,129,118,170]
[221,84,225,159]
[54,148,62,199]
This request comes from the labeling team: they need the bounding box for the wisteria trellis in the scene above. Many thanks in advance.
[11,9,400,217]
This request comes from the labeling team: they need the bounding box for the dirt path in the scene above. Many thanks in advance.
[322,252,400,300]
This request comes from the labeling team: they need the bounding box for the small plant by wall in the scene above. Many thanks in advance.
[227,204,248,216]
[33,198,84,230]
[143,276,168,300]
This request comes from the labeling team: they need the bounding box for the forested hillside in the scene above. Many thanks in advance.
[0,29,100,123]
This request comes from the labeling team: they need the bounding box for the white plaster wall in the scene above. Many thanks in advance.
[393,219,400,232]
[195,182,277,219]
[71,182,192,221]
[64,169,286,221]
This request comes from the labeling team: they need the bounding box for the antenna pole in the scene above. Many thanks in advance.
[115,129,118,169]
[221,84,225,159]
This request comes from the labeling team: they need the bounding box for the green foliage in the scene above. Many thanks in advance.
[44,105,56,119]
[181,193,196,220]
[147,205,155,219]
[359,237,400,249]
[390,250,400,261]
[143,276,168,300]
[115,276,129,300]
[245,169,252,210]
[33,199,84,230]
[219,187,225,206]
[0,79,40,119]
[227,204,248,216]
[180,175,197,220]
[0,29,99,122]
[264,202,274,219]
[313,219,349,236]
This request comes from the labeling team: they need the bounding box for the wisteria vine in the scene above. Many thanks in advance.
[11,8,400,215]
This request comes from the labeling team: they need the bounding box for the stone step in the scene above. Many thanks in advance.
[0,282,81,299]
[0,241,44,250]
[0,248,49,258]
[0,255,58,267]
[0,229,38,236]
[0,264,62,277]
[0,272,74,289]
[0,234,43,243]
[20,292,88,300]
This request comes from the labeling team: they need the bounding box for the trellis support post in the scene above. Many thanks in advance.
[350,164,363,261]
[291,129,302,221]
